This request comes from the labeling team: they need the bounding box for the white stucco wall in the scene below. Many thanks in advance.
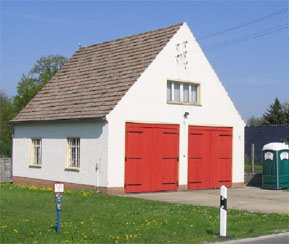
[13,121,108,187]
[106,23,245,188]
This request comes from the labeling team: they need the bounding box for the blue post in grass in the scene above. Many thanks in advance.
[56,209,60,232]
[55,192,63,233]
[53,183,64,233]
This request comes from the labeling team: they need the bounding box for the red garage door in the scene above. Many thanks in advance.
[188,126,232,190]
[125,123,179,193]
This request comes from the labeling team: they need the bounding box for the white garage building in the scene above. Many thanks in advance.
[11,22,245,194]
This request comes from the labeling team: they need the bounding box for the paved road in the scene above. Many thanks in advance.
[125,187,289,213]
[215,232,289,244]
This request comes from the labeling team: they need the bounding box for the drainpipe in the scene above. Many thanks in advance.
[10,128,14,184]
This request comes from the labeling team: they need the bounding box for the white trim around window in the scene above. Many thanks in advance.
[30,138,42,167]
[167,80,200,105]
[66,137,80,170]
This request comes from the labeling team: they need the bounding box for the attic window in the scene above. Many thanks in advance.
[167,80,200,105]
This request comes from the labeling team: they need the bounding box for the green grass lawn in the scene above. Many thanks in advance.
[245,162,263,171]
[0,183,288,244]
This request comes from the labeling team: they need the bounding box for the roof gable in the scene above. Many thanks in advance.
[12,23,183,123]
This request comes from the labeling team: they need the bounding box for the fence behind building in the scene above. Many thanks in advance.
[245,124,289,162]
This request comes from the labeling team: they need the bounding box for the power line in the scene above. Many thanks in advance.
[201,23,288,51]
[197,7,288,41]
[187,23,288,53]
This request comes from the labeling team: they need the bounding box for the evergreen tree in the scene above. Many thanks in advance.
[282,102,289,123]
[263,98,287,124]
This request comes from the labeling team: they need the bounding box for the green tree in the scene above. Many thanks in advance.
[282,102,289,123]
[13,55,67,113]
[263,98,287,125]
[247,116,266,126]
[0,91,16,157]
[0,55,67,157]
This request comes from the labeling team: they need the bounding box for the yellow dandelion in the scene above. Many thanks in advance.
[0,225,7,229]
[13,229,18,233]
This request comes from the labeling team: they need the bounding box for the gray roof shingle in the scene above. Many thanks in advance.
[11,23,183,123]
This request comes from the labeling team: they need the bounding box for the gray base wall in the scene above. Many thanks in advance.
[0,158,12,183]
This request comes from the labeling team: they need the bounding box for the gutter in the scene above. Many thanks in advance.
[9,116,107,125]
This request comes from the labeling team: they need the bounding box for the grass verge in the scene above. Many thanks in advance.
[1,183,288,244]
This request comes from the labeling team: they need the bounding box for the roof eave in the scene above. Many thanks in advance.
[9,116,107,126]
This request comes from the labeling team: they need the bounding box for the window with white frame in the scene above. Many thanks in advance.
[167,80,200,104]
[67,138,80,168]
[31,138,42,165]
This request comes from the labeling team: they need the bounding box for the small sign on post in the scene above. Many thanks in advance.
[53,182,64,194]
[53,182,64,233]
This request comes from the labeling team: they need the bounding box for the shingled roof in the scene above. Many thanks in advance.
[11,23,183,123]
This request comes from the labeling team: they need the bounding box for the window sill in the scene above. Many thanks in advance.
[167,101,201,106]
[65,167,80,172]
[29,164,42,168]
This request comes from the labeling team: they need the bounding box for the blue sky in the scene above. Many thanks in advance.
[1,0,288,121]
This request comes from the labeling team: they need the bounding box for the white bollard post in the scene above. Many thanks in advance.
[220,185,227,237]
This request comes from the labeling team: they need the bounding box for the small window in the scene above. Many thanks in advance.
[167,82,172,101]
[174,83,180,102]
[191,84,198,103]
[67,138,80,168]
[31,139,42,166]
[167,80,200,105]
[183,83,189,102]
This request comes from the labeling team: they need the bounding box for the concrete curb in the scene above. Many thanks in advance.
[212,232,289,243]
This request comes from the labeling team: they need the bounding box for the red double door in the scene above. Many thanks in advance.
[188,126,233,190]
[125,123,179,193]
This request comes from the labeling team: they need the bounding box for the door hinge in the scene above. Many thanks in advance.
[176,181,179,186]
[125,156,127,162]
[177,157,179,162]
